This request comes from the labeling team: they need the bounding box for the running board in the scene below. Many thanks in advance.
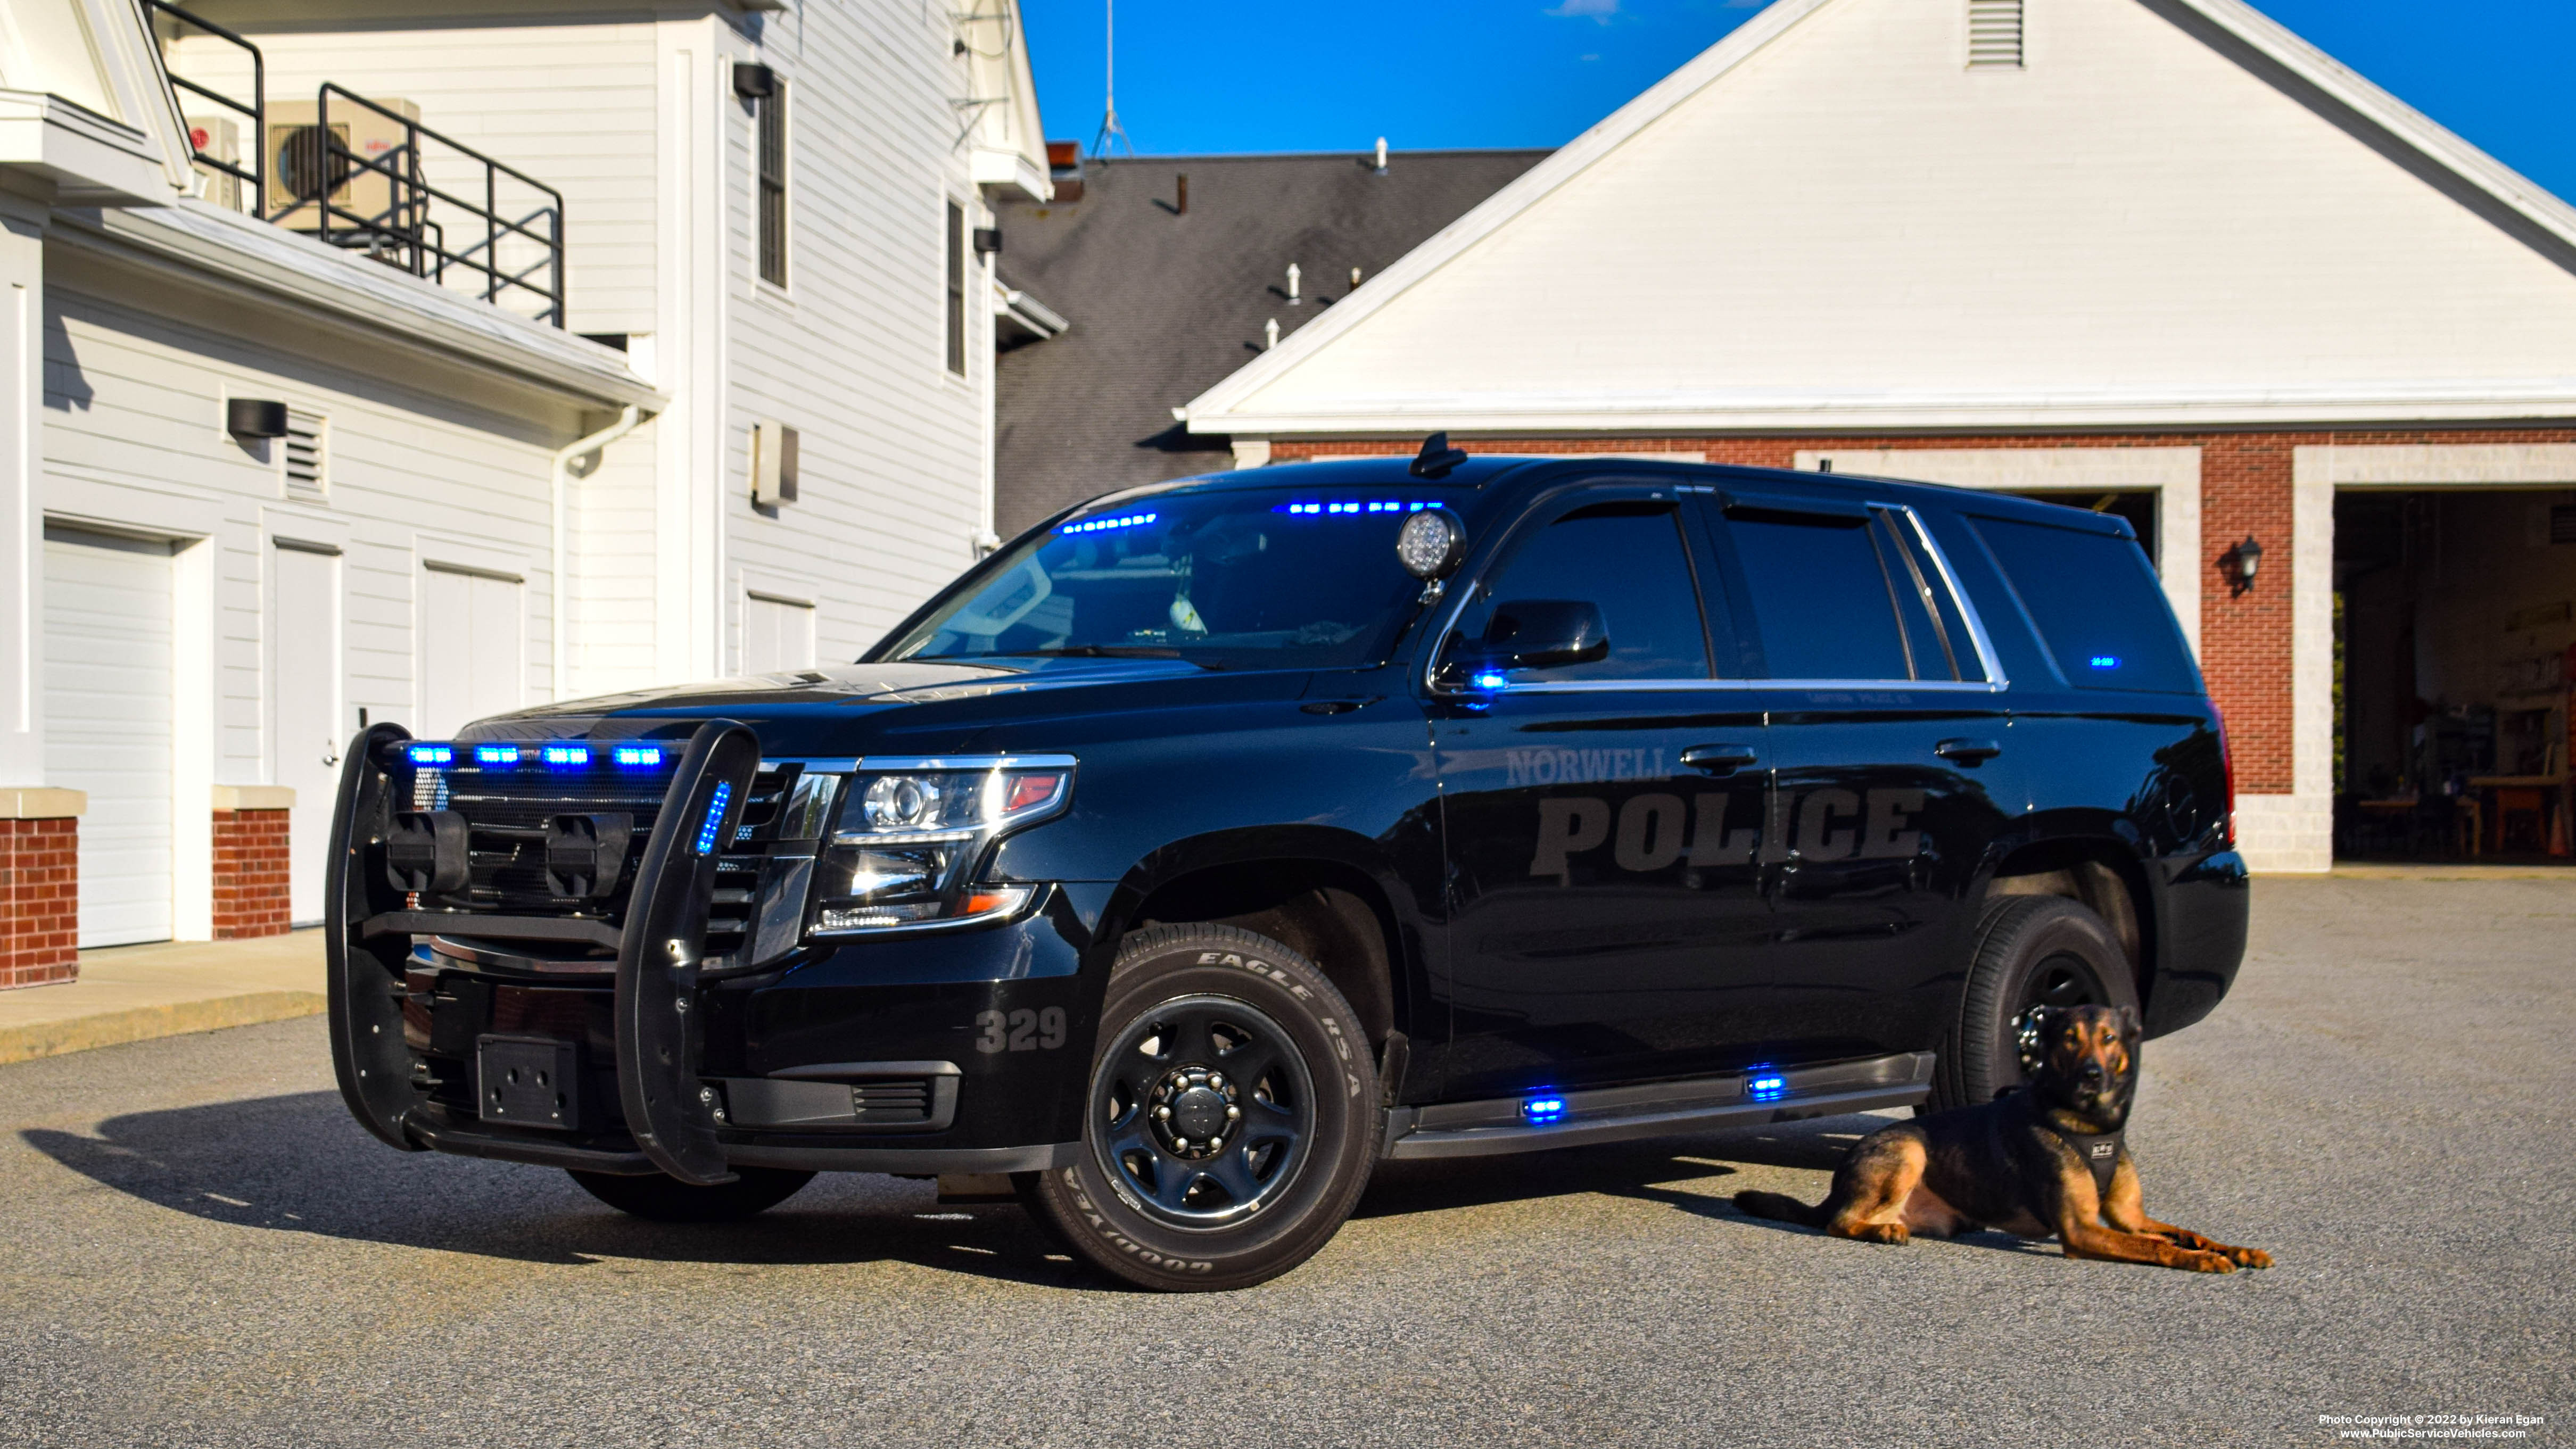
[1381,1051,1936,1161]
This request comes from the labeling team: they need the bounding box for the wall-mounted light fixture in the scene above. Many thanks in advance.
[752,418,799,507]
[732,63,777,100]
[2226,534,2263,596]
[972,227,1003,258]
[227,398,288,440]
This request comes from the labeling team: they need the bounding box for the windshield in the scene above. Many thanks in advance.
[883,485,1466,670]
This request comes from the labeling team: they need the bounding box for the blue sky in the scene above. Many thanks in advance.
[1020,1,2576,203]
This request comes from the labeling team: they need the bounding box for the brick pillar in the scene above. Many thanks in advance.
[0,808,81,990]
[211,808,293,939]
[2199,436,2300,793]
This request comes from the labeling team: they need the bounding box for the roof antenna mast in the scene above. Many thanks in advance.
[1092,0,1135,160]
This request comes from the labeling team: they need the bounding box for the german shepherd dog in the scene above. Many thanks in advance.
[1733,1004,2271,1273]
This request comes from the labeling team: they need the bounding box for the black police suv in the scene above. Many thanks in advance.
[327,443,2248,1290]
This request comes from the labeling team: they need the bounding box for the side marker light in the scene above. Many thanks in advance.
[1749,1074,1787,1102]
[1523,1096,1566,1124]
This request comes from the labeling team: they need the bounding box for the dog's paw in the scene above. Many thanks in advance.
[2231,1247,2273,1270]
[2182,1249,2236,1273]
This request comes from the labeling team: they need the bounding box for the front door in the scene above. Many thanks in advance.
[1432,484,1775,1099]
[273,542,342,924]
[1703,491,2017,1063]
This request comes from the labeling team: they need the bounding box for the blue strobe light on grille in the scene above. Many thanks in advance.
[692,780,733,855]
[1522,1095,1567,1124]
[612,745,664,768]
[1748,1073,1787,1102]
[474,744,520,766]
[2088,655,2121,670]
[405,743,453,767]
[540,744,590,768]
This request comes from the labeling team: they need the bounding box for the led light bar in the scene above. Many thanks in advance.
[540,744,590,767]
[405,743,453,767]
[474,744,520,766]
[1522,1095,1566,1124]
[693,780,733,855]
[1059,511,1157,535]
[1749,1073,1787,1102]
[1273,500,1433,516]
[611,745,664,768]
[2088,655,2121,669]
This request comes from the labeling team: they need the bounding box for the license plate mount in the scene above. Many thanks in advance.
[476,1034,582,1131]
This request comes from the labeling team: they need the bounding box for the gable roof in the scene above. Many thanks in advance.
[1183,0,2576,436]
[990,147,1547,532]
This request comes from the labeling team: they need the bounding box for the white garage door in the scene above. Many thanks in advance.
[744,591,816,674]
[419,564,522,738]
[44,525,175,947]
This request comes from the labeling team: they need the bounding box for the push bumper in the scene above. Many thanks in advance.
[326,721,1099,1180]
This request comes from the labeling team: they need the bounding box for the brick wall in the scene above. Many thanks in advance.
[1273,426,2576,796]
[211,808,292,939]
[0,817,79,989]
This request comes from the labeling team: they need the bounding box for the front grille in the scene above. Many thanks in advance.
[404,755,797,963]
[849,1079,936,1126]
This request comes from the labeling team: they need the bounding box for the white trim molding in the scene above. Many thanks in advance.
[1797,446,2202,659]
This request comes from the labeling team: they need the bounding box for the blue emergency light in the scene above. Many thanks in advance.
[1060,511,1156,535]
[1471,670,1509,691]
[612,745,664,768]
[1749,1073,1787,1102]
[1273,500,1432,516]
[405,743,453,767]
[1522,1095,1567,1124]
[693,780,733,855]
[474,744,519,766]
[2089,656,2121,670]
[541,744,590,768]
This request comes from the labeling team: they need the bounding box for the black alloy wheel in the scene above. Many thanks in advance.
[1019,923,1378,1291]
[1093,995,1315,1228]
[1929,894,2141,1113]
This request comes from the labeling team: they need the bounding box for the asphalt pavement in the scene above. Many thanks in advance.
[2,877,2569,1447]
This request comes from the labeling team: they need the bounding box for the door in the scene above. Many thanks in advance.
[273,543,342,924]
[420,564,522,736]
[1703,491,2017,1063]
[1431,485,1774,1099]
[44,525,176,947]
[744,591,816,674]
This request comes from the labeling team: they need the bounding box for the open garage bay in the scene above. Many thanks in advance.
[2,878,2569,1446]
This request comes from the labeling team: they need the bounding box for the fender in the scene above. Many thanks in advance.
[325,721,424,1151]
[614,720,761,1186]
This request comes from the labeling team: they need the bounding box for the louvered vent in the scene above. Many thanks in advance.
[849,1079,937,1127]
[1968,0,2024,69]
[284,409,327,499]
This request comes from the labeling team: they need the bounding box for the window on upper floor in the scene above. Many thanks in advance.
[945,200,967,376]
[756,81,788,287]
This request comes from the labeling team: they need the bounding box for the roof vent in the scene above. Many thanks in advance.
[1374,137,1388,173]
[1967,0,2023,69]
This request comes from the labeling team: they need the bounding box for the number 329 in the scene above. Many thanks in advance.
[975,1007,1066,1054]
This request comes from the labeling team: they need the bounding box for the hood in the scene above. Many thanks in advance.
[449,655,1265,755]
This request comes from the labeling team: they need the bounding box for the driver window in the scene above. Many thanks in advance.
[1447,499,1711,680]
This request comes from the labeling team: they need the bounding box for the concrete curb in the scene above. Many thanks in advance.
[0,989,326,1067]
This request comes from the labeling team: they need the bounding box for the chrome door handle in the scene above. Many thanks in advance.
[1681,743,1759,774]
[1935,737,2002,764]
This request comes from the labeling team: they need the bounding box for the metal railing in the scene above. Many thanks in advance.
[145,0,263,218]
[298,85,567,327]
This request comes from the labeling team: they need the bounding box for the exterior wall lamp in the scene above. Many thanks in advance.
[2227,534,2263,596]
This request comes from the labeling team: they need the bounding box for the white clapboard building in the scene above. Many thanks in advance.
[0,0,1050,978]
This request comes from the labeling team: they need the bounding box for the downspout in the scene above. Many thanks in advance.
[551,405,643,700]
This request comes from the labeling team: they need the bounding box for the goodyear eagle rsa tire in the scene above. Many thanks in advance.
[1929,894,2141,1113]
[567,1166,814,1223]
[1019,924,1378,1291]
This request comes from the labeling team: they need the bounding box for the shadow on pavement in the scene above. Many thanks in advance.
[19,1089,1096,1288]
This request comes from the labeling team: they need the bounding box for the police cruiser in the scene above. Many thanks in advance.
[326,437,2248,1290]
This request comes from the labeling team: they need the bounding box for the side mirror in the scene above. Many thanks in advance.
[1465,598,1611,678]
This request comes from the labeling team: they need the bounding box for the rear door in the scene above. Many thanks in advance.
[1700,489,2017,1064]
[1431,481,1774,1099]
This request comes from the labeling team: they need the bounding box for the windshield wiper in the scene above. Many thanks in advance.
[973,646,1225,669]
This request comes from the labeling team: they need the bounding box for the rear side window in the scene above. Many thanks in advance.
[1970,516,2200,694]
[1448,500,1710,680]
[1720,500,1980,682]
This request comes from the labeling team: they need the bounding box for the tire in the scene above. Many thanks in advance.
[1020,923,1378,1291]
[567,1166,815,1223]
[1927,894,2141,1113]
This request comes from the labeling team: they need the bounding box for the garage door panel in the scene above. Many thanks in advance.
[44,526,176,948]
[421,565,521,738]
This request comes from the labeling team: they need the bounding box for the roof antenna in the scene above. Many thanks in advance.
[1410,432,1468,478]
[1092,0,1134,159]
[1374,137,1389,173]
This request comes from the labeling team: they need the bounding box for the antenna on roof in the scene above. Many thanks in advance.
[1411,432,1469,479]
[1092,0,1135,160]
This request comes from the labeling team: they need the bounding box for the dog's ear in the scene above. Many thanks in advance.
[2116,1004,2142,1040]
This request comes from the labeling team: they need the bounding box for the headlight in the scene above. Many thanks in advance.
[808,756,1074,935]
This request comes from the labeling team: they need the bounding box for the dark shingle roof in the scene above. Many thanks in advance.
[992,147,1549,534]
